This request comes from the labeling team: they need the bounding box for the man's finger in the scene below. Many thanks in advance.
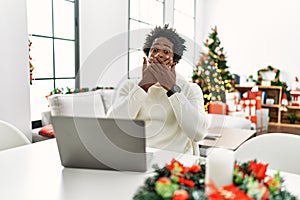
[147,64,157,75]
[142,57,147,71]
[156,56,165,65]
[171,65,175,71]
[149,62,160,73]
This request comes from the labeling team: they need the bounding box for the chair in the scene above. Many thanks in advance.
[0,120,31,151]
[235,133,300,174]
[207,114,251,130]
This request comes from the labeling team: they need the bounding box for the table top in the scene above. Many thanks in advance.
[198,127,256,150]
[0,139,299,200]
[0,139,198,200]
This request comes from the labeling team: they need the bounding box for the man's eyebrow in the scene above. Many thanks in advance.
[152,42,172,49]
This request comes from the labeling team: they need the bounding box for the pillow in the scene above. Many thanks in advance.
[41,111,52,126]
[48,90,106,117]
[39,124,55,138]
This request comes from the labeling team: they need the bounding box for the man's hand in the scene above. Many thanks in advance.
[138,57,157,92]
[148,56,176,91]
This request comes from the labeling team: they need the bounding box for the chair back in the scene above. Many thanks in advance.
[207,114,251,130]
[235,133,300,174]
[0,120,31,151]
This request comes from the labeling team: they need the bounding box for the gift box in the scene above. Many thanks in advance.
[240,98,256,117]
[226,92,240,112]
[209,101,228,115]
[256,108,269,133]
[247,90,262,109]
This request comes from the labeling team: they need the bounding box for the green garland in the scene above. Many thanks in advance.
[28,39,34,85]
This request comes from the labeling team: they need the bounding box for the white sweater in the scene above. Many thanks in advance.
[107,79,208,155]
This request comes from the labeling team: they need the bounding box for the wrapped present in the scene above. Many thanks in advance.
[240,98,256,117]
[247,90,261,99]
[246,90,262,109]
[209,101,228,115]
[246,115,257,124]
[226,92,240,112]
[256,108,269,133]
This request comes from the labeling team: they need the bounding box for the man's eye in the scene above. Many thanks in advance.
[163,50,170,54]
[152,48,158,52]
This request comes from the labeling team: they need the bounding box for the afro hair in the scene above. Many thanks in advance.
[143,24,186,64]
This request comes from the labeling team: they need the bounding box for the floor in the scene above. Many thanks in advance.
[264,124,300,136]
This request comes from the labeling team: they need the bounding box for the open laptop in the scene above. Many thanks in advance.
[52,116,152,172]
[204,127,222,140]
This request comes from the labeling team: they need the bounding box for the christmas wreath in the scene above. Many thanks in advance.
[257,66,291,101]
[257,65,280,85]
[133,159,297,200]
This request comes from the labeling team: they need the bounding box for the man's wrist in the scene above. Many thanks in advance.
[138,82,154,92]
[166,85,181,97]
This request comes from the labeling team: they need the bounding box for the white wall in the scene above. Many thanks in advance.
[80,0,204,86]
[0,0,31,140]
[201,0,300,86]
[80,0,300,87]
[79,0,128,88]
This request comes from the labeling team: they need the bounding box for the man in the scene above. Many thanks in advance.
[107,24,208,155]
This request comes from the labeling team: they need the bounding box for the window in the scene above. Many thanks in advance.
[27,0,79,121]
[128,0,196,80]
[128,0,165,79]
[173,0,196,80]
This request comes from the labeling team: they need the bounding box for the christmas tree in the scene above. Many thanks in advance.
[192,26,235,111]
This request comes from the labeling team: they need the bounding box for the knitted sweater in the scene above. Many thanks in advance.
[107,79,208,155]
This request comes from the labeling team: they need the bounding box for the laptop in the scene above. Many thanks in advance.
[204,127,222,139]
[52,116,152,172]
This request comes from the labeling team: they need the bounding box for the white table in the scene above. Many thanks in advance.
[0,139,198,200]
[0,139,299,200]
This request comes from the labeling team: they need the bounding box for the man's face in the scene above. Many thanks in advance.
[148,37,175,68]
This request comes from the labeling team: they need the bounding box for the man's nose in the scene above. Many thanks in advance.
[155,52,164,58]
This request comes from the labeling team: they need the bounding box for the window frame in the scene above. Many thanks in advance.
[28,0,79,127]
[127,0,197,80]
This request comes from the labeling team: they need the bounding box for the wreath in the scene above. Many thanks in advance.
[257,65,280,85]
[257,66,291,101]
[133,159,297,200]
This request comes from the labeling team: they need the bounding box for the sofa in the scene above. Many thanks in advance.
[32,89,115,142]
[32,88,252,142]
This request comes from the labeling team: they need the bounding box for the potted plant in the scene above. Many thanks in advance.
[288,114,298,124]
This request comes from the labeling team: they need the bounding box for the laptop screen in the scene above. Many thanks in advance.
[52,116,149,172]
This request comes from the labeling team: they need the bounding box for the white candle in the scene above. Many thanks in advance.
[205,148,234,193]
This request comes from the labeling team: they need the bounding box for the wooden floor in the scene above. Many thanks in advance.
[264,124,300,136]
